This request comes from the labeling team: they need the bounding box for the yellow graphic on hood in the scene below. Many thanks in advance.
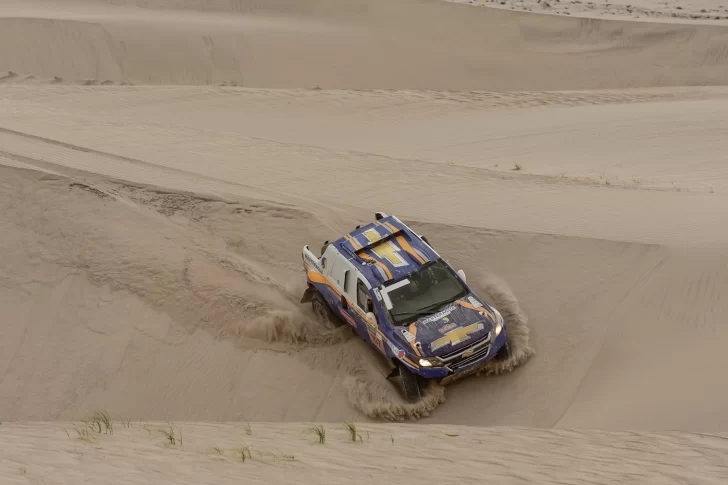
[431,322,484,352]
[363,228,407,267]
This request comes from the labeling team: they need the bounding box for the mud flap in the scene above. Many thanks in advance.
[300,285,315,304]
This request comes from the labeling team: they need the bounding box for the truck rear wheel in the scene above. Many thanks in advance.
[398,364,422,402]
[311,292,340,330]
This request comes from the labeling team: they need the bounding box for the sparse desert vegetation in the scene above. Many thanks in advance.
[159,423,183,447]
[2,422,726,483]
[72,424,94,443]
[344,422,363,443]
[310,425,326,444]
[212,446,225,456]
[234,445,252,462]
[87,410,114,435]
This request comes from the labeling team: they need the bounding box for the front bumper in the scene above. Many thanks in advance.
[414,326,508,381]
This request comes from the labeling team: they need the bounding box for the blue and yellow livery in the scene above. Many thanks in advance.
[301,212,510,402]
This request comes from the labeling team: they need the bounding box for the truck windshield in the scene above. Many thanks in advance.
[384,260,468,325]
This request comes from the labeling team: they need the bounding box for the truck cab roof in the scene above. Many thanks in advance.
[327,215,440,289]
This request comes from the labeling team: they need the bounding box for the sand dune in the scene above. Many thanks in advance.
[2,86,728,246]
[2,0,728,89]
[2,0,728,483]
[2,84,728,431]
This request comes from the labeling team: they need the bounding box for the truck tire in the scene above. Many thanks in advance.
[311,292,340,330]
[494,340,511,361]
[399,363,422,402]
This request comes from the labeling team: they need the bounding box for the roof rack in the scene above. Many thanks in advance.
[354,227,405,254]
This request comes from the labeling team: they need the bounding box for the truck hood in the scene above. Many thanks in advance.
[395,295,495,358]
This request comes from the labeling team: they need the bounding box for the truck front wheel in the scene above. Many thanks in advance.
[399,364,422,402]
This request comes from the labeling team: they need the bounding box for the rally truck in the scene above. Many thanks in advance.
[300,212,510,402]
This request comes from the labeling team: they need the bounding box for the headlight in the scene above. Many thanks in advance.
[492,307,504,336]
[418,358,443,367]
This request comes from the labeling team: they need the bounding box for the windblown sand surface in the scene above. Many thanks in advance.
[2,0,728,483]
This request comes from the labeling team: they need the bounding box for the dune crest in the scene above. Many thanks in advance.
[1,0,728,89]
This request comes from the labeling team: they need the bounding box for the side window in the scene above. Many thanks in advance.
[356,279,369,310]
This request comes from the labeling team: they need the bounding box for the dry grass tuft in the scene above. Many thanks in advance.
[85,410,113,434]
[235,445,252,462]
[159,423,183,446]
[72,424,94,443]
[344,422,363,443]
[310,424,326,444]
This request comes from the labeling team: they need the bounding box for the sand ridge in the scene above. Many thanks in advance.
[2,0,728,89]
[1,85,728,246]
[3,422,728,485]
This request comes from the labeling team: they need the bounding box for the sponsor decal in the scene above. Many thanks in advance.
[305,252,323,272]
[419,305,456,325]
[340,310,357,329]
[431,322,485,352]
[388,341,407,360]
[467,296,483,308]
[401,329,416,342]
[368,328,386,354]
[438,322,457,334]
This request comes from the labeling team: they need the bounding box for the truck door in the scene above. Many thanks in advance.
[326,254,359,331]
[355,277,386,356]
[338,268,362,331]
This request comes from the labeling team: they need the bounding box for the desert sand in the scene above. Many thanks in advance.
[2,0,728,483]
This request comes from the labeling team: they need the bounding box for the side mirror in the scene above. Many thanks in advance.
[366,312,376,325]
[341,294,348,308]
[457,269,467,282]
